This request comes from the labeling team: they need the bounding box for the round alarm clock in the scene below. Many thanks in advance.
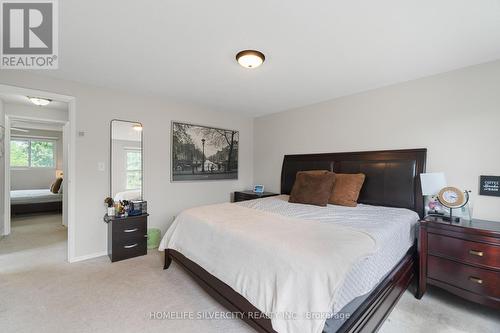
[437,186,468,209]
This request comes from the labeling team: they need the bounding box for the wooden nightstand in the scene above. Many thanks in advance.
[418,216,500,309]
[233,191,279,202]
[104,213,149,262]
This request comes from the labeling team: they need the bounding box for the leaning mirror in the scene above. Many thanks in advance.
[110,120,143,201]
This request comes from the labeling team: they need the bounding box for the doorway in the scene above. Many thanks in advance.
[0,84,76,262]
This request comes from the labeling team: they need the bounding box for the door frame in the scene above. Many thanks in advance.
[1,84,77,262]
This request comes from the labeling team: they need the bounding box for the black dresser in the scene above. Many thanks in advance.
[104,213,149,262]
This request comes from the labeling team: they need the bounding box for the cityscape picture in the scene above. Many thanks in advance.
[172,122,239,181]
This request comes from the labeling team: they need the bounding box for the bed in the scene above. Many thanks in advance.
[10,189,63,215]
[161,148,427,333]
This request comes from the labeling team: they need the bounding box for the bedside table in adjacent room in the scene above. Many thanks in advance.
[233,190,279,202]
[104,213,149,262]
[417,216,500,309]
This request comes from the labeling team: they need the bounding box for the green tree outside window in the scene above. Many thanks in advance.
[10,139,55,168]
[31,140,55,167]
[10,140,29,167]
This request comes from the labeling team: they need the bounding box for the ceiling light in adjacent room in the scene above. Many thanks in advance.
[236,50,265,69]
[132,124,143,131]
[27,96,52,106]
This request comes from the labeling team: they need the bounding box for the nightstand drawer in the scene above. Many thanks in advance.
[428,233,500,269]
[234,192,256,202]
[112,216,147,236]
[112,238,147,262]
[428,256,500,298]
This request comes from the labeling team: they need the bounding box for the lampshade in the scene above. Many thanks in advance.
[420,173,447,196]
[56,170,64,178]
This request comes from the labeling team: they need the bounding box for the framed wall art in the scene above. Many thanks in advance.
[172,122,238,181]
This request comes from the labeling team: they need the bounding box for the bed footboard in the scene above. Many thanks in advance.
[163,245,417,333]
[164,249,172,270]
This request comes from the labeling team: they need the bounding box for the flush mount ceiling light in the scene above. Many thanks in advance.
[132,124,143,131]
[236,50,265,69]
[27,96,52,106]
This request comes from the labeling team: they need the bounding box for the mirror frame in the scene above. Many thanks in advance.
[110,119,144,200]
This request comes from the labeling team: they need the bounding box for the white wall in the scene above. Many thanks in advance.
[10,128,63,190]
[0,99,5,235]
[0,72,254,259]
[254,60,500,222]
[4,103,68,123]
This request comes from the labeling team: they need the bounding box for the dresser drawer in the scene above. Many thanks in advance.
[112,216,147,238]
[111,238,147,262]
[428,233,500,269]
[428,255,500,298]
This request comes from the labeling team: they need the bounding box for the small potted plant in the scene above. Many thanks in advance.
[104,197,115,216]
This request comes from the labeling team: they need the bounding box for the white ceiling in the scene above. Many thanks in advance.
[33,0,500,116]
[0,93,68,111]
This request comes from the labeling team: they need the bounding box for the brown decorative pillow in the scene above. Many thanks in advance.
[329,173,365,207]
[289,170,335,207]
[50,177,63,194]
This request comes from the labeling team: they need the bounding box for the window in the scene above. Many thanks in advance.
[10,138,56,168]
[126,149,142,190]
[10,140,30,167]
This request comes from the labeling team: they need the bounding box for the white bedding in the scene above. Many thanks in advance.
[237,195,419,314]
[10,189,62,205]
[160,202,376,333]
[160,195,419,333]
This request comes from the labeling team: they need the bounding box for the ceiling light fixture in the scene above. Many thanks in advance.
[28,96,52,106]
[132,124,143,131]
[236,50,265,69]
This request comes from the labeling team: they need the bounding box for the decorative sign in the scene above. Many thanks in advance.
[479,175,500,197]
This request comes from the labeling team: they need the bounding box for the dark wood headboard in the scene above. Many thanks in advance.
[281,148,427,217]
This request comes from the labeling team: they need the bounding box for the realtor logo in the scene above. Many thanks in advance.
[1,0,58,69]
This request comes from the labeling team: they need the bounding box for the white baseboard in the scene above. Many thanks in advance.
[69,251,107,263]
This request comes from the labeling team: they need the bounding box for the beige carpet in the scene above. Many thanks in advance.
[0,214,499,333]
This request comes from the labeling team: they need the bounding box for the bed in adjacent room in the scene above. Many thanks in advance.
[161,148,427,333]
[11,189,63,215]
